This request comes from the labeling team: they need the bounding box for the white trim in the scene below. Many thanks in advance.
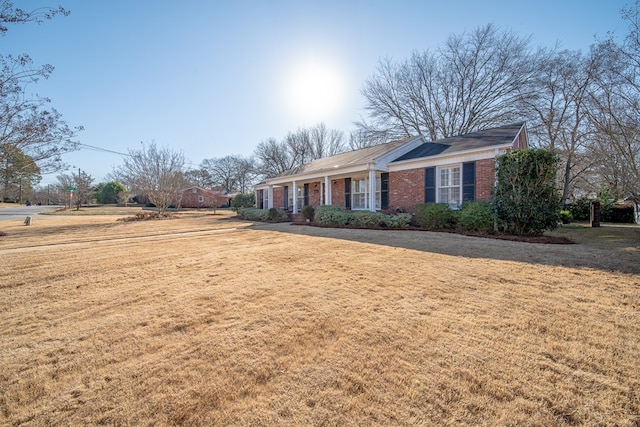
[262,136,424,187]
[436,164,462,206]
[324,176,331,205]
[388,146,510,172]
[292,180,298,213]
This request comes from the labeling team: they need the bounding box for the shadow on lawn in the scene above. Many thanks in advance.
[251,222,640,275]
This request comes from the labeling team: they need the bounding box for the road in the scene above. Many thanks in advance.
[0,205,64,221]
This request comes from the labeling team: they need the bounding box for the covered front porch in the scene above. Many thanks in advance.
[255,168,389,213]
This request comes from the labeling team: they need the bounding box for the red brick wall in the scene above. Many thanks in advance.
[389,169,425,211]
[331,179,345,208]
[476,159,495,201]
[308,182,321,207]
[180,188,225,208]
[272,187,284,209]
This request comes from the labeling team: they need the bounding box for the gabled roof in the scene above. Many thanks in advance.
[273,136,420,178]
[392,122,525,163]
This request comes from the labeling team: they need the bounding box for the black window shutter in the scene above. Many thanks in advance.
[258,189,264,209]
[344,178,351,210]
[381,173,389,210]
[283,186,288,210]
[463,162,476,202]
[303,183,309,206]
[424,167,435,203]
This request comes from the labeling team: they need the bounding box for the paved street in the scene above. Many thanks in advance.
[0,205,63,221]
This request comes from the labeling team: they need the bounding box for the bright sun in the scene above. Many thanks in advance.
[285,59,346,124]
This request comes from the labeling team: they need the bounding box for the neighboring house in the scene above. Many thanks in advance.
[255,122,529,213]
[179,186,226,208]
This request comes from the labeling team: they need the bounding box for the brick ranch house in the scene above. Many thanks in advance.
[254,122,529,213]
[179,186,226,208]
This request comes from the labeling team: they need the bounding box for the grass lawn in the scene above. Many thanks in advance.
[0,211,638,425]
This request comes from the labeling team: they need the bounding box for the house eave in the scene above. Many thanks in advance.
[388,144,513,171]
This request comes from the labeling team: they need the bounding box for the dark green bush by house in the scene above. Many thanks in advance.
[231,193,256,212]
[492,149,560,236]
[237,208,268,221]
[413,203,457,229]
[301,205,315,221]
[457,201,495,232]
[313,205,411,228]
[237,208,287,221]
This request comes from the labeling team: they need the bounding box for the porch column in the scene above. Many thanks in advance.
[292,180,298,214]
[267,185,274,209]
[368,169,376,212]
[324,176,331,205]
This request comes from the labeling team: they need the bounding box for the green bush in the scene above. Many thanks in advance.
[314,205,353,225]
[414,203,457,229]
[238,208,268,221]
[457,201,495,232]
[240,208,287,221]
[559,209,573,224]
[492,149,560,236]
[352,211,385,227]
[268,207,280,221]
[301,205,315,221]
[382,213,412,228]
[567,198,591,221]
[231,193,256,212]
[313,205,411,228]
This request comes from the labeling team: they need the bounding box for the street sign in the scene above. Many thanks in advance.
[68,187,77,192]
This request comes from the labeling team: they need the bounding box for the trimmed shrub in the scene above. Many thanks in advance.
[559,209,573,224]
[457,201,495,232]
[301,205,315,221]
[268,207,280,221]
[352,211,385,227]
[414,203,457,229]
[313,205,411,228]
[239,208,287,221]
[492,149,560,236]
[382,213,412,228]
[238,208,268,221]
[231,193,256,212]
[314,205,353,225]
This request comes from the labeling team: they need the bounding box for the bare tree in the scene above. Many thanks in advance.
[587,3,640,200]
[0,3,80,180]
[254,137,297,178]
[309,122,345,158]
[184,168,213,188]
[234,156,258,193]
[359,24,534,141]
[348,128,389,150]
[519,48,598,204]
[0,1,69,35]
[202,155,238,193]
[255,123,345,178]
[116,142,188,215]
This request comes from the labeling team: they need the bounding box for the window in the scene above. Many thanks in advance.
[284,186,293,211]
[352,178,367,209]
[350,176,382,210]
[297,185,308,209]
[438,166,461,206]
[197,195,204,203]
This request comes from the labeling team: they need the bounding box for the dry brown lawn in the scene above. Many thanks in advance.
[0,209,639,426]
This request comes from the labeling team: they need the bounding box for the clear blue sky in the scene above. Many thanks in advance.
[4,0,629,185]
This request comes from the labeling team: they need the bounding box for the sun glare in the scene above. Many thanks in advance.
[285,59,346,124]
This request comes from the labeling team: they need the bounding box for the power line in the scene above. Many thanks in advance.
[77,143,130,156]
